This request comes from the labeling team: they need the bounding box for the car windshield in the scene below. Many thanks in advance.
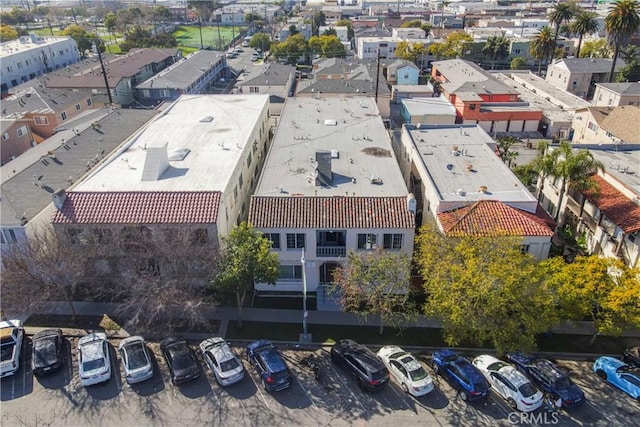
[518,382,538,397]
[409,366,429,381]
[220,358,240,372]
[554,377,571,390]
[487,361,508,371]
[33,337,57,367]
[83,359,105,372]
[124,343,148,370]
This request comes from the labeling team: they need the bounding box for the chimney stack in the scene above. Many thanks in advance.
[52,189,66,210]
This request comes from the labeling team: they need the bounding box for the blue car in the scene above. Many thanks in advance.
[246,340,291,392]
[431,349,490,401]
[505,352,585,408]
[593,356,640,400]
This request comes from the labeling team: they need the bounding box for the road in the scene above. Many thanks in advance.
[1,337,638,426]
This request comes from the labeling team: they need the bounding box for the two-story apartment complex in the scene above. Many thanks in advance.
[545,58,626,100]
[571,106,640,145]
[248,97,415,301]
[592,82,640,107]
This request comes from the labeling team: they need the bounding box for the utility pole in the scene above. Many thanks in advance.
[94,40,113,105]
[300,247,311,343]
[198,17,204,49]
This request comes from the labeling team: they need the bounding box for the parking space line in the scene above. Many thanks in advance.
[244,365,271,411]
[325,362,368,414]
[291,371,316,409]
[488,393,512,417]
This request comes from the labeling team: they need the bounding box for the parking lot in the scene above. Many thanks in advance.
[1,336,638,427]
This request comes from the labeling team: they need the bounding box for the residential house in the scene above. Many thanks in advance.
[278,18,313,42]
[1,119,38,166]
[400,95,457,125]
[394,123,553,260]
[431,59,543,134]
[50,94,271,255]
[1,34,80,96]
[545,58,626,100]
[134,50,227,106]
[543,147,640,268]
[234,63,296,115]
[592,82,640,107]
[391,83,434,105]
[319,26,350,43]
[248,97,415,304]
[384,59,420,85]
[44,48,182,106]
[1,108,157,250]
[1,79,95,143]
[571,106,640,145]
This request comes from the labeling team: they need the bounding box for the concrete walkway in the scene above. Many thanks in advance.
[28,301,640,340]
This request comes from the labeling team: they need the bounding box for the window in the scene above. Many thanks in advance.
[383,233,402,250]
[266,233,280,249]
[68,228,89,245]
[17,62,22,69]
[357,233,377,249]
[25,60,30,66]
[87,98,92,106]
[61,111,67,121]
[16,126,27,138]
[1,229,18,244]
[2,132,8,141]
[279,265,303,281]
[247,152,252,168]
[249,86,259,93]
[286,233,305,249]
[7,66,13,73]
[238,173,243,190]
[34,116,49,125]
[587,121,598,132]
[520,244,530,254]
[75,103,81,110]
[469,104,476,110]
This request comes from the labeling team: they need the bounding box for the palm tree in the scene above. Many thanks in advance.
[548,2,576,44]
[605,0,640,82]
[529,26,556,75]
[482,33,510,70]
[533,142,605,224]
[570,11,599,58]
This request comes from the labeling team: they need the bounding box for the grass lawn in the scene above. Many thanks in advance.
[32,28,65,37]
[173,25,247,50]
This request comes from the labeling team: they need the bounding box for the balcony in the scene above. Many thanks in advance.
[316,246,346,257]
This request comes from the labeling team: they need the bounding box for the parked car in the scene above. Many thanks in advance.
[377,345,434,397]
[246,340,291,392]
[118,336,153,384]
[250,53,259,61]
[472,354,543,412]
[0,319,25,378]
[200,337,244,386]
[331,339,389,392]
[32,329,64,377]
[623,347,640,368]
[593,356,640,400]
[505,352,585,408]
[160,337,200,384]
[78,333,111,386]
[431,349,490,401]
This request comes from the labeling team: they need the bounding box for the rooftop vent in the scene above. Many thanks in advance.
[168,148,191,161]
[315,151,333,186]
[199,115,214,122]
[324,119,337,126]
[141,141,169,181]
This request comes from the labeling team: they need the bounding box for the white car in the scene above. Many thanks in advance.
[377,346,434,397]
[199,337,244,386]
[78,333,111,386]
[472,355,543,412]
[118,336,153,384]
[0,319,24,378]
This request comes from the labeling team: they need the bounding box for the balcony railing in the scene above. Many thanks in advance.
[316,246,346,257]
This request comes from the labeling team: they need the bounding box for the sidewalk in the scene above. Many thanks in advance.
[28,301,640,340]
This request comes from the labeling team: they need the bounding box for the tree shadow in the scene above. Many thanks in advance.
[36,337,72,390]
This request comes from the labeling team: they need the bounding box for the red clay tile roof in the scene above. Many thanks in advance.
[51,191,221,224]
[438,200,554,237]
[248,196,415,229]
[583,175,640,234]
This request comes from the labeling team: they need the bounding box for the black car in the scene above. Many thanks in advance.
[160,337,200,384]
[31,329,64,376]
[330,339,390,391]
[623,347,640,368]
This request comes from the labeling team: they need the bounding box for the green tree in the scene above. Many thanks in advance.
[604,0,640,82]
[308,34,346,58]
[415,224,559,353]
[579,38,612,58]
[616,45,640,81]
[510,56,529,70]
[271,33,309,64]
[393,40,427,63]
[531,141,604,223]
[334,19,354,40]
[512,163,539,190]
[211,222,280,328]
[401,19,432,36]
[529,26,556,75]
[331,249,415,335]
[495,136,519,167]
[249,33,271,53]
[570,11,599,59]
[104,12,118,45]
[548,1,576,45]
[63,25,98,58]
[541,256,640,343]
[428,31,473,59]
[152,5,173,24]
[322,27,337,37]
[0,24,19,42]
[482,33,511,70]
[312,11,326,36]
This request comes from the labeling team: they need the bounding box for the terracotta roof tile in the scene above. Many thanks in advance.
[438,200,554,237]
[584,175,640,233]
[51,191,221,224]
[248,196,415,229]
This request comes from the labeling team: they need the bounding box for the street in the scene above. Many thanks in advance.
[1,336,639,426]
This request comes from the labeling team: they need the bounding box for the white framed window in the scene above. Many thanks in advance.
[16,126,27,137]
[286,233,305,249]
[61,111,67,121]
[2,132,9,141]
[75,103,81,110]
[279,265,302,281]
[357,233,377,250]
[383,233,403,250]
[34,116,49,125]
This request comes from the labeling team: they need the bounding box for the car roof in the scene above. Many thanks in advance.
[530,359,566,380]
[79,334,107,360]
[436,348,458,359]
[597,356,627,370]
[256,346,286,371]
[204,339,235,362]
[33,329,62,340]
[499,365,531,387]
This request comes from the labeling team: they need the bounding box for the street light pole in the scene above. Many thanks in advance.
[300,247,311,343]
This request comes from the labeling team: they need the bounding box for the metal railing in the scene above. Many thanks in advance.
[316,246,346,257]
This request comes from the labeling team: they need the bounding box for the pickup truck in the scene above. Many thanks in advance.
[1,319,24,378]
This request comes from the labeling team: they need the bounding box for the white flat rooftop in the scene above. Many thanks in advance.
[77,94,269,192]
[408,124,537,207]
[256,97,408,197]
[0,35,73,56]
